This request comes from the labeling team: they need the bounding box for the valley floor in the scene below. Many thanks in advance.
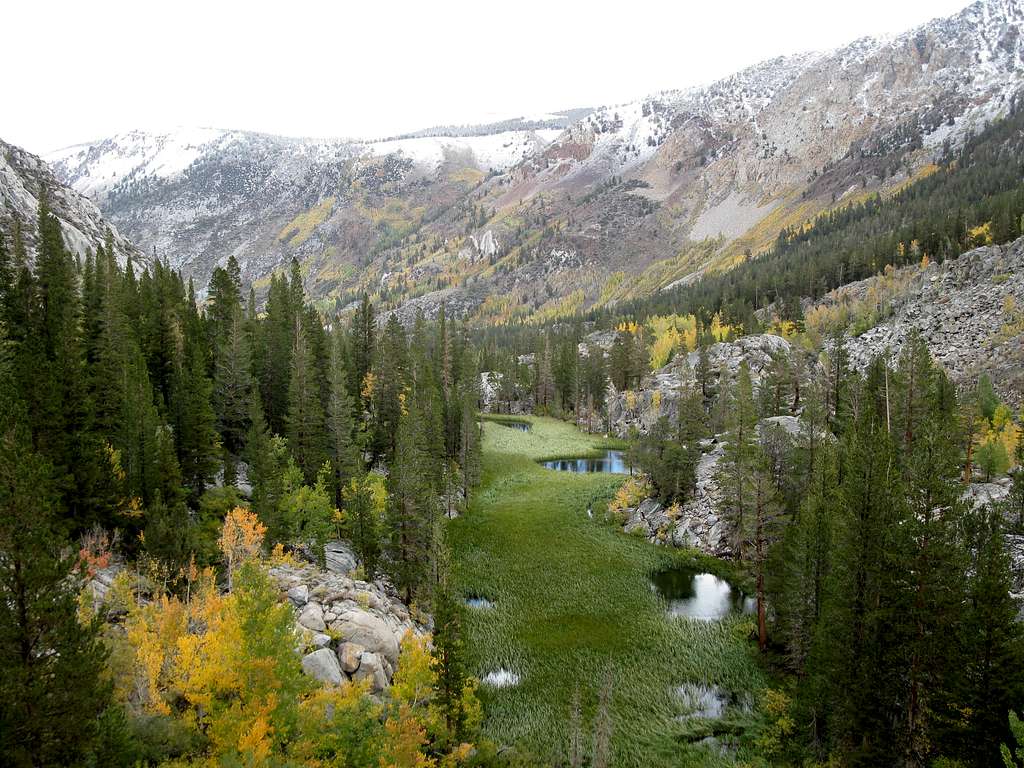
[451,417,765,767]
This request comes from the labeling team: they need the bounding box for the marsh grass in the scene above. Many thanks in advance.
[451,416,765,766]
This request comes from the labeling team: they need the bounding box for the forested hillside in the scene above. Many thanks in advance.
[0,201,493,766]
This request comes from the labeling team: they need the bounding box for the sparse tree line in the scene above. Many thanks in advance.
[0,200,493,766]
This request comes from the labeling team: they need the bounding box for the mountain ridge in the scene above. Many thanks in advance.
[42,0,1024,319]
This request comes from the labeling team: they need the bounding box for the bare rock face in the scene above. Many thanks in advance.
[352,651,390,693]
[329,609,403,666]
[337,642,365,674]
[1,138,140,266]
[44,3,1024,319]
[297,602,326,632]
[324,541,359,575]
[607,334,814,438]
[271,559,427,691]
[620,417,820,557]
[833,237,1024,407]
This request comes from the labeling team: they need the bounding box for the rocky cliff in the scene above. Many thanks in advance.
[1,139,138,264]
[831,236,1024,406]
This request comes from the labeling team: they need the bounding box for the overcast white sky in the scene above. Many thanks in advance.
[3,0,970,155]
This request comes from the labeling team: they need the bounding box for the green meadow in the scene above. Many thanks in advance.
[450,416,766,767]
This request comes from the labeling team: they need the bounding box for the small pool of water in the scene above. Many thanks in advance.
[651,568,755,620]
[465,596,495,610]
[541,450,628,474]
[673,682,753,721]
[481,668,520,688]
[497,421,531,432]
[674,683,727,719]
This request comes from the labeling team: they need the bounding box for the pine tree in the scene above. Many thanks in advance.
[206,255,242,353]
[386,400,438,605]
[815,357,907,763]
[171,339,219,501]
[894,336,969,762]
[27,194,93,522]
[716,362,759,559]
[431,587,469,744]
[287,318,327,482]
[326,328,361,506]
[370,314,408,463]
[459,392,481,506]
[535,336,556,413]
[245,395,289,533]
[350,293,375,410]
[213,303,252,474]
[958,505,1024,766]
[260,273,294,435]
[0,399,116,766]
[342,474,381,578]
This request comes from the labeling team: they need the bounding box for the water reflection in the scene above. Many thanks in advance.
[651,568,754,620]
[541,450,628,473]
[498,421,531,432]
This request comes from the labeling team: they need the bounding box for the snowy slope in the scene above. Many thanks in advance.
[366,129,564,171]
[47,127,566,203]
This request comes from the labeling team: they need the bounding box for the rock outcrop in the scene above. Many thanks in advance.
[824,237,1024,406]
[607,334,816,438]
[270,557,427,693]
[621,416,819,557]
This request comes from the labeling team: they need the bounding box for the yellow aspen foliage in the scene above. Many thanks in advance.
[219,506,266,591]
[458,679,483,737]
[625,391,637,411]
[380,705,436,768]
[232,703,275,765]
[293,682,383,764]
[768,319,798,339]
[391,632,437,709]
[608,476,652,519]
[361,371,377,400]
[125,594,188,715]
[649,326,682,369]
[652,390,662,413]
[173,579,241,713]
[439,743,476,767]
[968,221,993,246]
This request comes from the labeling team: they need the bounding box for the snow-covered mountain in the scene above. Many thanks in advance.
[44,0,1024,320]
[1,138,138,264]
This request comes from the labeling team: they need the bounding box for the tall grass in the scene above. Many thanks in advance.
[451,417,766,767]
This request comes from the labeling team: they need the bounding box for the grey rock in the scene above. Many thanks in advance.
[311,633,332,649]
[352,651,390,692]
[324,541,358,575]
[301,648,343,685]
[607,334,817,438]
[287,584,310,606]
[337,642,365,673]
[830,239,1024,407]
[298,602,326,632]
[330,609,402,665]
